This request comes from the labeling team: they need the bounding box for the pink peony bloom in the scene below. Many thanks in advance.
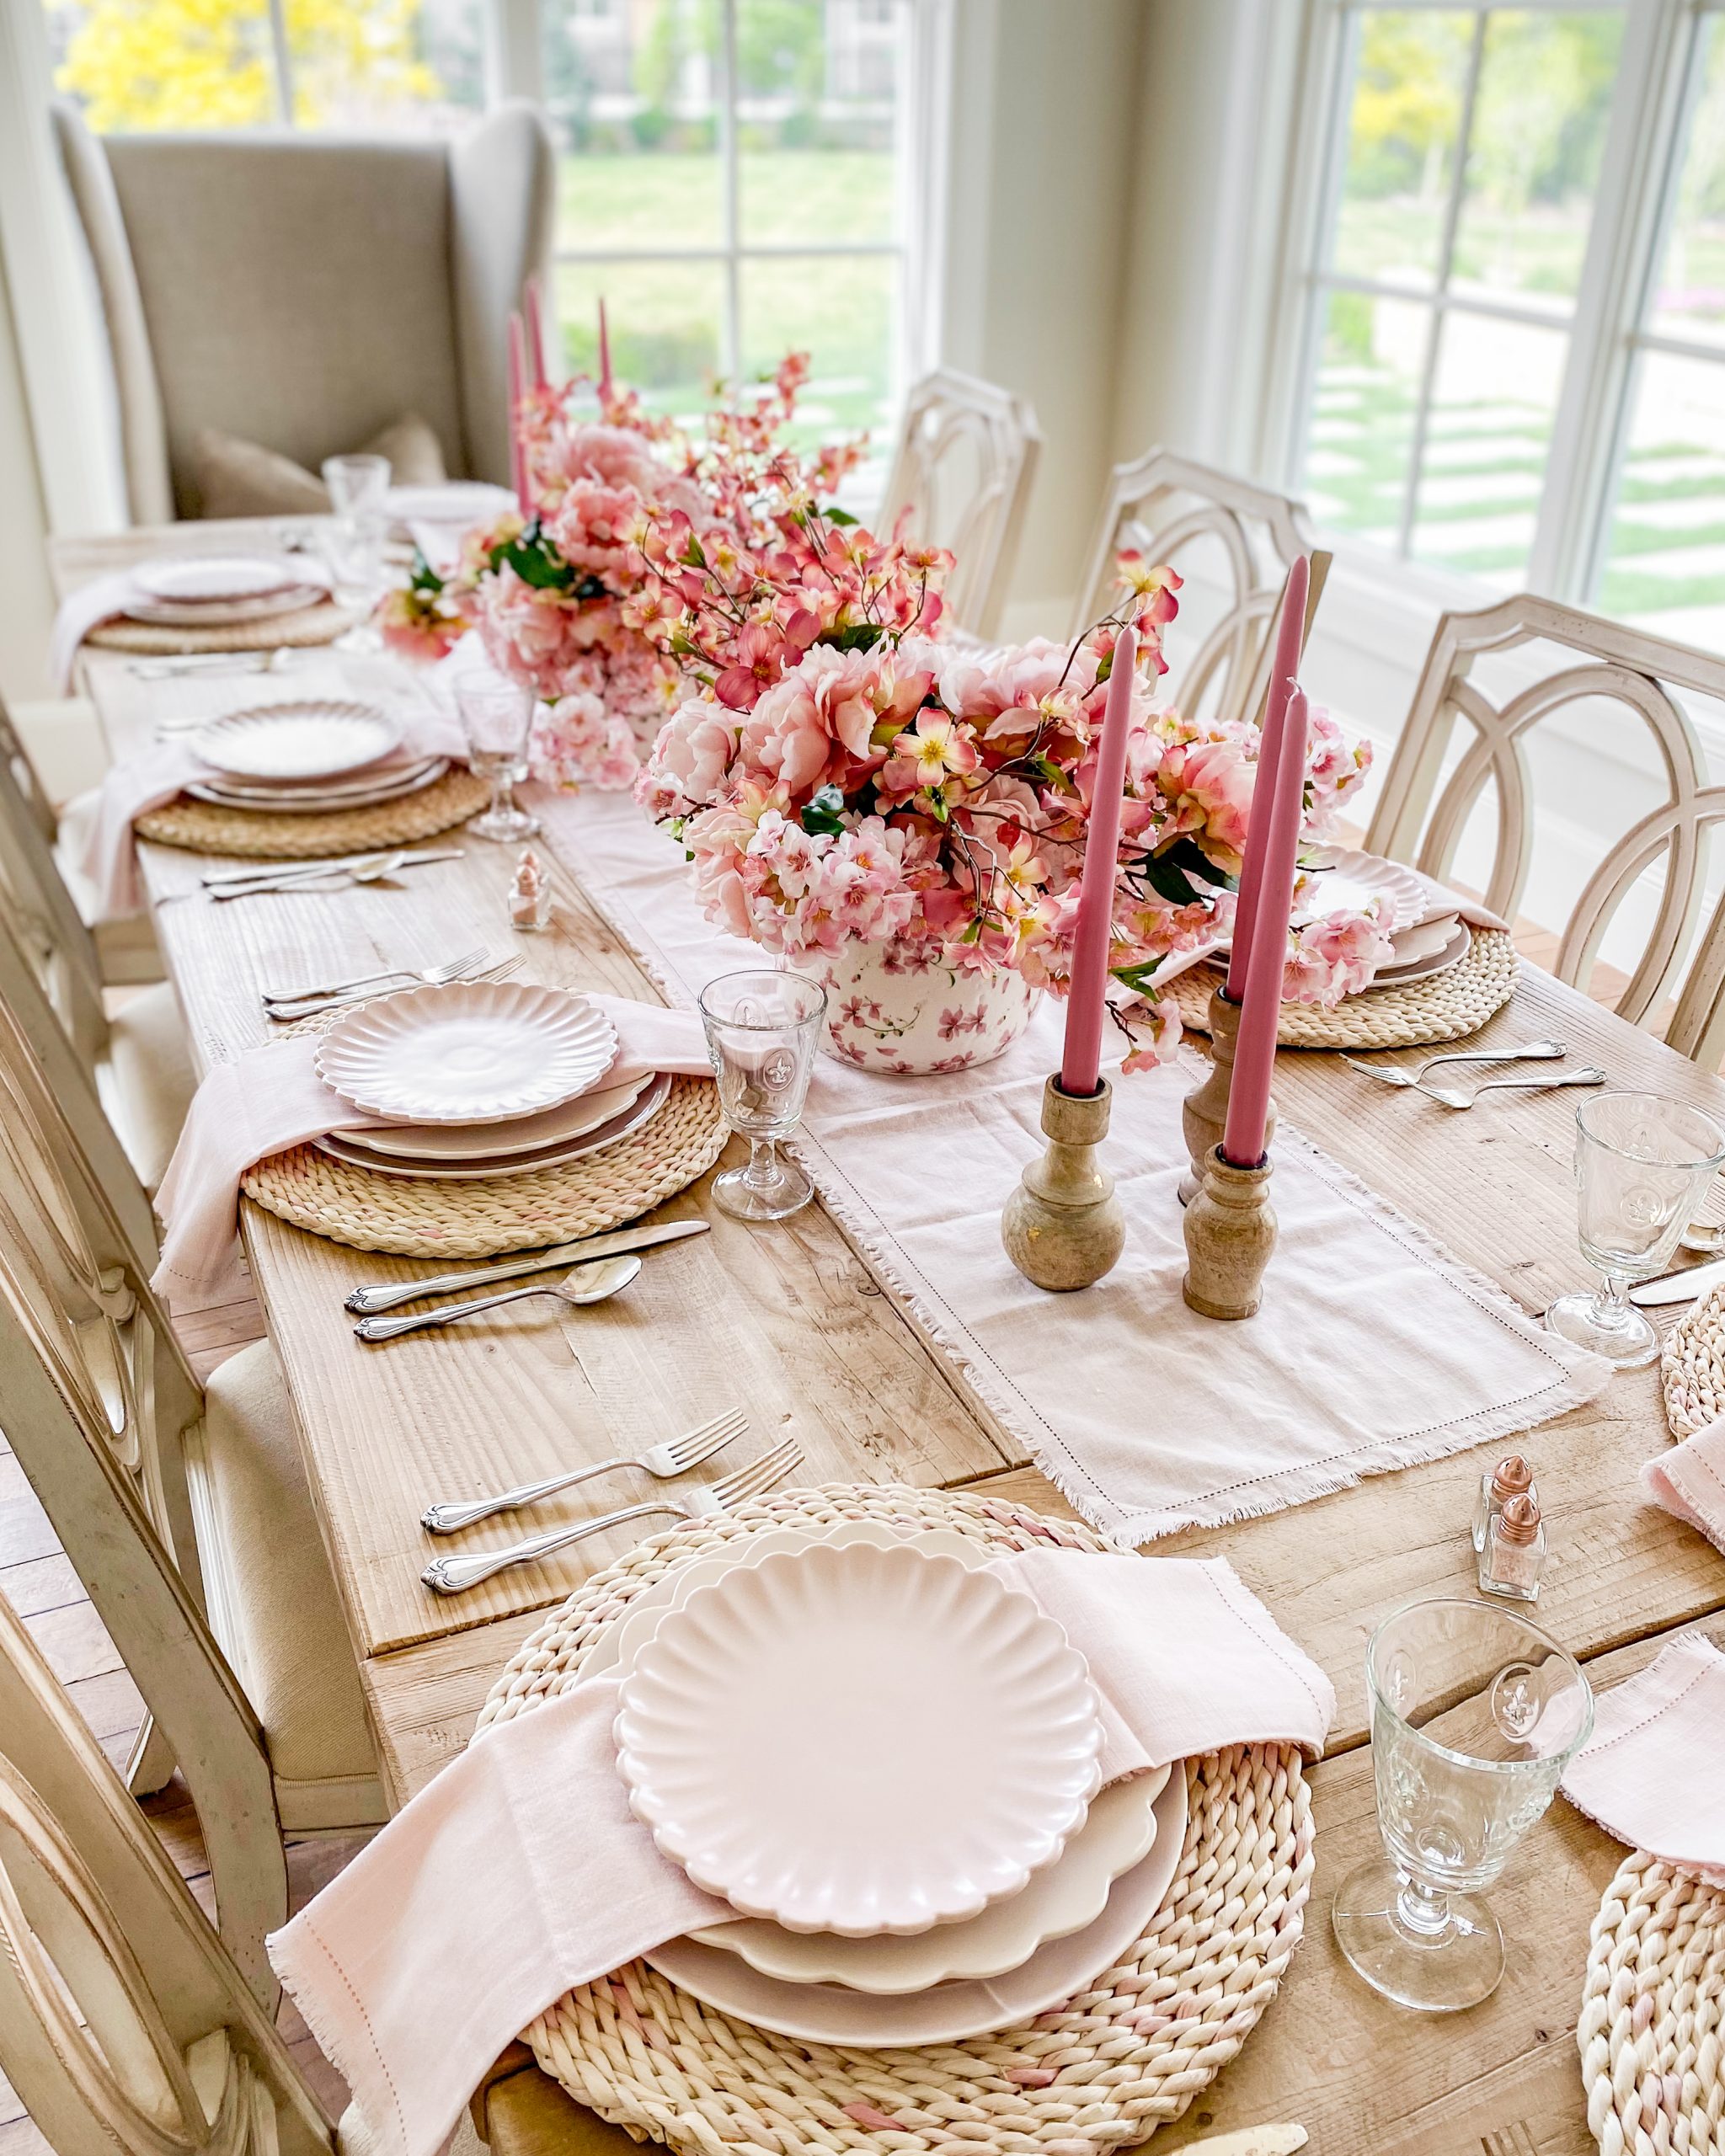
[1281,906,1397,1006]
[1154,735,1256,875]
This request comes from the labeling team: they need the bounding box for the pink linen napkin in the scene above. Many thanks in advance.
[151,995,713,1311]
[48,562,334,694]
[1642,1420,1725,1552]
[81,702,467,916]
[268,1550,1334,2156]
[1561,1633,1725,1890]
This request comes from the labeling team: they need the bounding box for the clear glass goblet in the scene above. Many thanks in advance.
[1332,1595,1593,2013]
[321,452,393,648]
[455,676,540,843]
[699,970,827,1223]
[1544,1091,1725,1369]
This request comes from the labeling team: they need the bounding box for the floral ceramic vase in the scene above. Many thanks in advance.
[811,938,1037,1075]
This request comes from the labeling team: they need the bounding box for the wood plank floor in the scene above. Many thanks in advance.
[0,902,1672,2155]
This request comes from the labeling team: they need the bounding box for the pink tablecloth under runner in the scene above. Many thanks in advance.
[531,786,1609,1548]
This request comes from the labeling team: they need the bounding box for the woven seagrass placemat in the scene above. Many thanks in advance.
[1660,1283,1725,1437]
[134,766,489,859]
[85,600,355,654]
[1168,926,1519,1050]
[1579,1847,1725,2156]
[477,1483,1314,2156]
[241,1072,726,1257]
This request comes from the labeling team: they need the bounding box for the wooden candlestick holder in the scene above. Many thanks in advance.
[1179,985,1276,1204]
[1182,1145,1276,1320]
[1002,1075,1125,1292]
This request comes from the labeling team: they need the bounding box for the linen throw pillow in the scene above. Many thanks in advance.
[192,413,447,518]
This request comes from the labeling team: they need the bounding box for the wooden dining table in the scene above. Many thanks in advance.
[51,518,1725,2156]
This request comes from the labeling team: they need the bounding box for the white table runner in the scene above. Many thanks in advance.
[536,788,1610,1545]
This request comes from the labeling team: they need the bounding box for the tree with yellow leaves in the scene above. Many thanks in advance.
[50,0,441,133]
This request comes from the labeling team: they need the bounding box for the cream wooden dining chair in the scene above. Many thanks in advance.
[879,370,1040,642]
[1366,594,1725,1067]
[0,1590,339,2156]
[0,697,195,1198]
[0,990,387,2007]
[1070,449,1316,728]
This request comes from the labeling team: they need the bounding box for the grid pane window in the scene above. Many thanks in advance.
[1598,19,1725,641]
[543,0,913,450]
[1300,4,1624,587]
[43,0,484,132]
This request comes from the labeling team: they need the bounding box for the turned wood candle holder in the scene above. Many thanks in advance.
[1180,985,1276,1205]
[1182,1145,1276,1320]
[1002,1075,1125,1292]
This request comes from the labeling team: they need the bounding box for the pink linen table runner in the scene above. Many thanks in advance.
[1561,1632,1725,1890]
[269,1550,1335,2156]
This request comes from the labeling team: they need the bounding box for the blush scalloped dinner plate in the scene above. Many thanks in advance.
[614,1539,1103,1939]
[311,1072,668,1181]
[644,1769,1190,2047]
[132,554,307,606]
[314,982,618,1125]
[192,701,401,782]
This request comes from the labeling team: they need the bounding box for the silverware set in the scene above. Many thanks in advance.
[264,946,507,1021]
[421,1406,751,1532]
[133,646,302,682]
[203,846,465,903]
[1343,1038,1607,1109]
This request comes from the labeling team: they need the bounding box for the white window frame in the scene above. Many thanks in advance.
[507,0,948,415]
[1265,0,1725,620]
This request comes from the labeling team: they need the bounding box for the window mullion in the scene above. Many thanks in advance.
[265,0,294,124]
[718,0,741,384]
[1394,9,1487,560]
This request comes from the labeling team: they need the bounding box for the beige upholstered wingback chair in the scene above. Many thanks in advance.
[53,99,556,524]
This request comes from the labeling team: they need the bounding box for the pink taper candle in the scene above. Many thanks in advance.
[507,314,531,513]
[1222,685,1309,1167]
[597,297,614,399]
[524,275,547,390]
[1059,625,1137,1097]
[1225,553,1309,1001]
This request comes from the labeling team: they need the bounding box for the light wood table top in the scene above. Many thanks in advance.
[56,525,1725,2156]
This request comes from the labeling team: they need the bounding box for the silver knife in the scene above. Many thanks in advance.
[1632,1255,1725,1307]
[208,850,464,900]
[203,850,395,888]
[343,1219,710,1315]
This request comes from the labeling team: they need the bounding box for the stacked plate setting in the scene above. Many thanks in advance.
[1295,846,1472,989]
[601,1523,1191,2046]
[312,981,672,1181]
[124,552,327,629]
[187,700,451,816]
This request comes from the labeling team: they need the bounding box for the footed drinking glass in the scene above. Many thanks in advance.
[321,452,392,641]
[1544,1091,1725,1369]
[699,970,826,1222]
[1332,1596,1592,2012]
[456,676,540,843]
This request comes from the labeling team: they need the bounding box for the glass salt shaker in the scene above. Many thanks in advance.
[1478,1492,1546,1603]
[509,847,551,933]
[1472,1453,1536,1555]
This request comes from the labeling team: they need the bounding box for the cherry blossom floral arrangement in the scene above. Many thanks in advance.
[636,535,1377,1070]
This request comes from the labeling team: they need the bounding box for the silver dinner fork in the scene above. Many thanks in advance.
[263,945,489,1011]
[420,1407,750,1534]
[270,953,521,1022]
[1418,1065,1606,1111]
[1341,1039,1565,1088]
[420,1436,804,1595]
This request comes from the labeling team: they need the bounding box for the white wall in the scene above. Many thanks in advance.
[0,263,54,701]
[940,0,1146,640]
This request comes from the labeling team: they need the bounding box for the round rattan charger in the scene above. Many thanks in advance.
[243,1072,726,1258]
[85,600,355,655]
[135,766,489,860]
[1579,1848,1725,2156]
[1659,1282,1725,1437]
[478,1482,1315,2156]
[1168,926,1518,1051]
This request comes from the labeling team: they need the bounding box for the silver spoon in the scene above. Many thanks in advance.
[209,850,409,900]
[1417,1065,1606,1111]
[1341,1039,1565,1087]
[354,1253,642,1342]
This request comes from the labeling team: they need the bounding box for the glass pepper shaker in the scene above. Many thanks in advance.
[1472,1453,1536,1555]
[1479,1492,1546,1602]
[508,846,551,933]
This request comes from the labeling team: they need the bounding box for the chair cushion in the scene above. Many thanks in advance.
[199,1340,386,1829]
[102,979,195,1195]
[193,412,449,520]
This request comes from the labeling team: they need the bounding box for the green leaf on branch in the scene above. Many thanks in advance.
[824,506,859,526]
[819,622,884,653]
[1139,835,1236,908]
[1094,648,1113,684]
[800,784,847,838]
[1111,962,1165,995]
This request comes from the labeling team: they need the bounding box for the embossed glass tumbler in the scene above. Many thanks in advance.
[699,969,826,1222]
[1332,1596,1593,2012]
[1544,1091,1725,1369]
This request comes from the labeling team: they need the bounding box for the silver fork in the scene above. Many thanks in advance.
[1418,1065,1606,1111]
[421,1436,804,1595]
[420,1408,750,1534]
[264,945,489,1012]
[1341,1039,1565,1088]
[272,954,522,1024]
